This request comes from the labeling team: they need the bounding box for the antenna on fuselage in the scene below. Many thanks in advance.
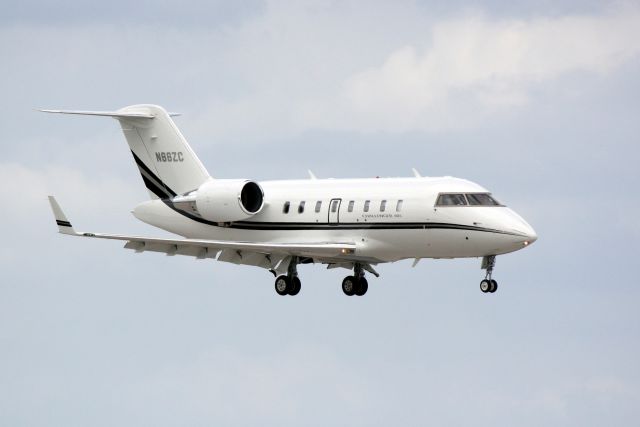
[412,168,421,178]
[308,170,318,180]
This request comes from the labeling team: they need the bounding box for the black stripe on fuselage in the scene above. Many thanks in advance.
[229,221,521,235]
[160,199,523,236]
[56,220,72,227]
[125,155,523,238]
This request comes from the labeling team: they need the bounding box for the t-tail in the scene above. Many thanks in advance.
[40,105,210,199]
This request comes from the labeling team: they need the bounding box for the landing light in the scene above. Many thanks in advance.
[523,241,529,246]
[341,248,354,254]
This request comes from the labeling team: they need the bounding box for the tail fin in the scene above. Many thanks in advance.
[41,105,210,199]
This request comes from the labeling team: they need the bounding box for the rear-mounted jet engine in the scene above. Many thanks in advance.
[172,179,264,222]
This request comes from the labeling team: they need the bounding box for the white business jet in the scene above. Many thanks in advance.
[44,104,537,296]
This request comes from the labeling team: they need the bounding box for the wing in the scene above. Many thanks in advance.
[48,196,358,274]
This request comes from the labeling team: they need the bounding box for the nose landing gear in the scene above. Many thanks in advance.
[480,255,498,294]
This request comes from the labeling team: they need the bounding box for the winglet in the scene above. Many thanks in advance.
[47,196,77,235]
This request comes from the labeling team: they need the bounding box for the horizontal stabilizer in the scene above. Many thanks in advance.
[39,109,181,118]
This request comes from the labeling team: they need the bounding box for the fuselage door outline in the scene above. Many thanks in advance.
[328,198,341,225]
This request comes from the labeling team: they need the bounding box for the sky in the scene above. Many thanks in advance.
[1,0,639,425]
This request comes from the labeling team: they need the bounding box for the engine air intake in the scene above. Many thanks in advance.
[240,181,263,214]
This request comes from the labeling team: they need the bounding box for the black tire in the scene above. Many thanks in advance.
[355,277,368,296]
[289,276,301,296]
[480,279,491,293]
[342,276,356,296]
[489,279,498,293]
[275,275,290,296]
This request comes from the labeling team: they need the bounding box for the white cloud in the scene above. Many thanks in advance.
[3,4,639,141]
[337,7,640,131]
[188,4,640,136]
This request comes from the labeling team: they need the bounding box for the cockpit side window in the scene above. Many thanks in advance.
[466,193,501,206]
[436,193,467,206]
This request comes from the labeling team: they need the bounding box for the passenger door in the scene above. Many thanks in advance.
[328,198,341,224]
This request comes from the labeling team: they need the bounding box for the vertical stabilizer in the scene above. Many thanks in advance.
[115,104,210,198]
[41,105,211,199]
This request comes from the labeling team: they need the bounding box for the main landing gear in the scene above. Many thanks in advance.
[274,256,301,296]
[341,263,369,296]
[274,275,301,296]
[274,259,375,297]
[480,255,498,294]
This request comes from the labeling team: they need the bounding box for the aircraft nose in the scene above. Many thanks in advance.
[522,224,537,246]
[504,209,537,247]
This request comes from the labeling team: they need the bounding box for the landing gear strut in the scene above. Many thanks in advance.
[342,263,369,296]
[274,257,301,296]
[480,255,498,293]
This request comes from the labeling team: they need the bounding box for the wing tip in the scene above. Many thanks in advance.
[47,195,77,235]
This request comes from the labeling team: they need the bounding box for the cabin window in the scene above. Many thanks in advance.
[331,200,339,213]
[283,201,290,213]
[348,200,354,212]
[436,194,467,206]
[396,200,403,212]
[298,201,305,214]
[315,201,322,213]
[380,200,387,212]
[364,200,370,212]
[466,193,501,206]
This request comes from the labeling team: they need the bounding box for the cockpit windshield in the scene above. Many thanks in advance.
[465,193,500,206]
[436,193,502,207]
[436,194,467,206]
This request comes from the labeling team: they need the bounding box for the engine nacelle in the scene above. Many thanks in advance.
[192,179,264,222]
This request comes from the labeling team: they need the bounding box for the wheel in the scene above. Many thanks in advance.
[480,279,491,293]
[275,275,290,296]
[489,279,498,293]
[355,277,368,296]
[342,276,356,296]
[289,276,301,296]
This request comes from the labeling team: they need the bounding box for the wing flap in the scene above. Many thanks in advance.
[49,195,358,269]
[117,235,354,268]
[93,232,355,258]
